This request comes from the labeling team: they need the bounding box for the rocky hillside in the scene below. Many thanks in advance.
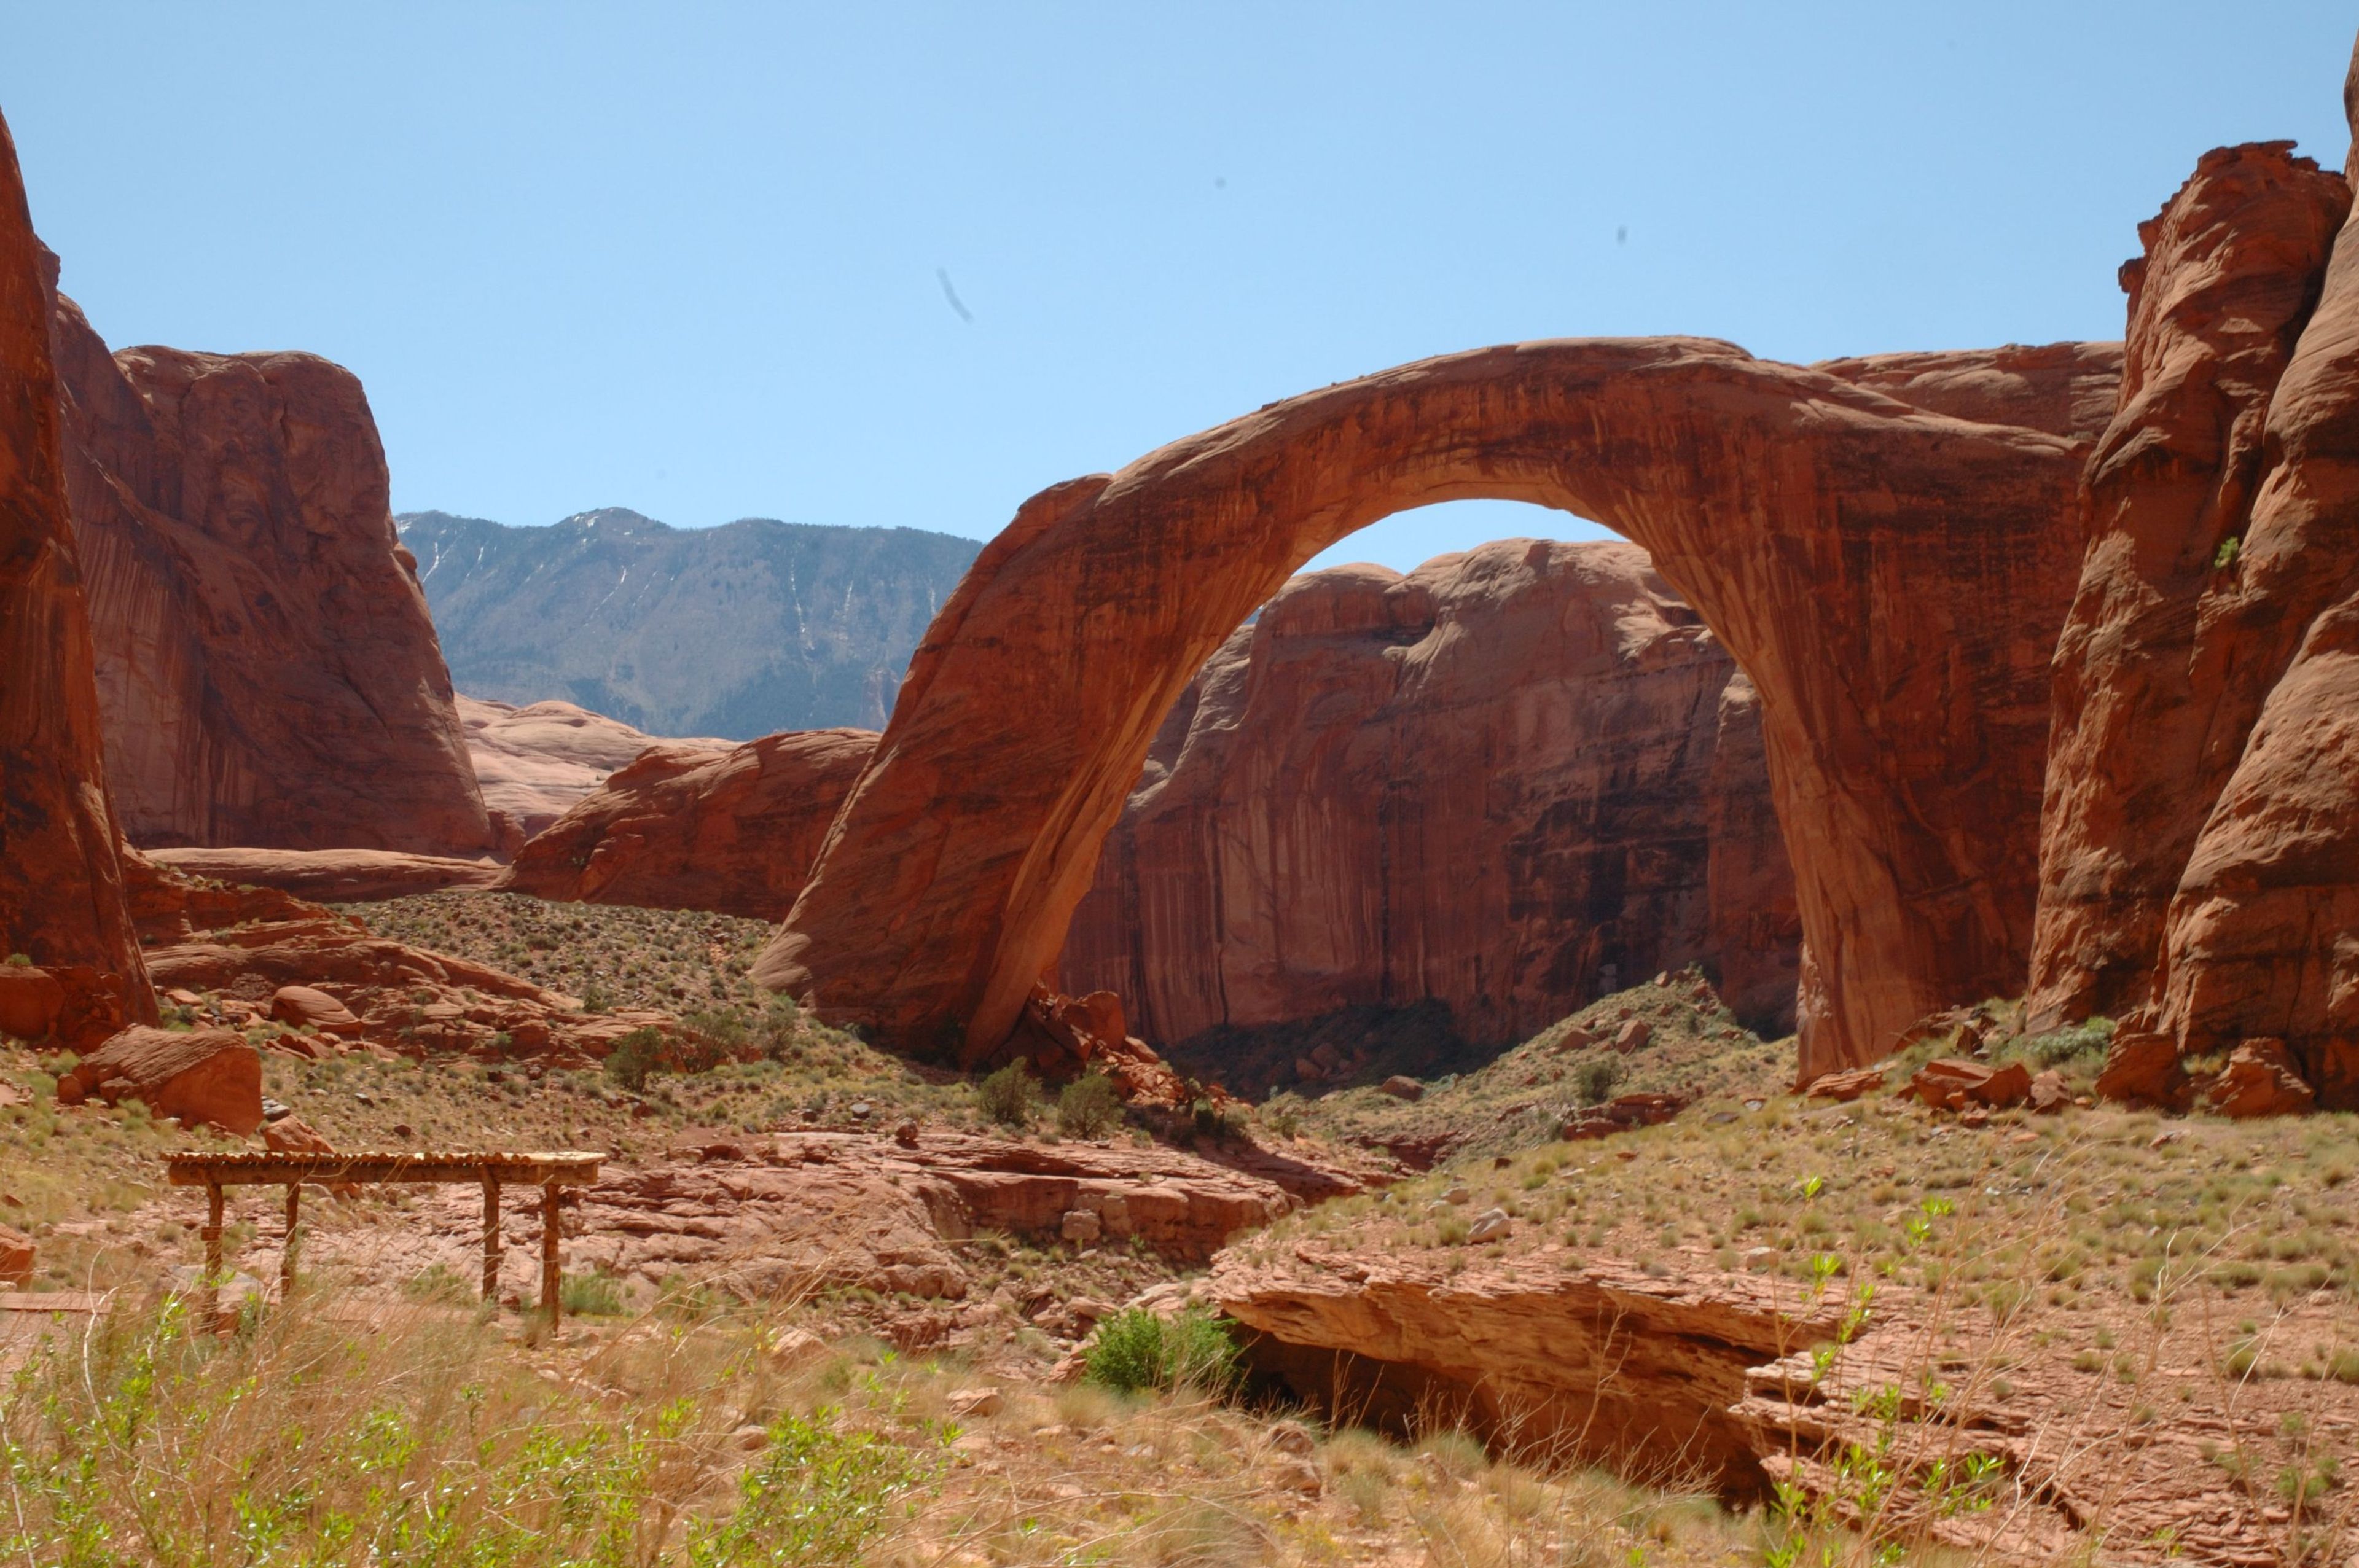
[399,508,980,738]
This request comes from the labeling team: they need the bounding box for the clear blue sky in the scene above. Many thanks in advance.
[5,3,2352,572]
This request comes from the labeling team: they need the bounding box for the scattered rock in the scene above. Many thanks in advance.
[1466,1207,1512,1243]
[1907,1058,2031,1112]
[1802,1067,1884,1102]
[1267,1421,1317,1457]
[0,1223,33,1286]
[2028,1069,2071,1115]
[1612,1019,1653,1053]
[1379,1075,1424,1102]
[1272,1457,1323,1496]
[1059,1209,1103,1246]
[270,985,364,1037]
[946,1387,1003,1419]
[0,967,65,1041]
[729,1424,769,1452]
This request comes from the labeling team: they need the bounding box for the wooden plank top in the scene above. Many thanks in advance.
[165,1150,605,1187]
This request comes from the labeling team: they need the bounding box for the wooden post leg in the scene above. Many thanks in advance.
[203,1182,225,1331]
[281,1183,299,1298]
[539,1182,561,1334]
[482,1174,501,1304]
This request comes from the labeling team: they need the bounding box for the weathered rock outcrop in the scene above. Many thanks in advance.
[764,337,2110,1082]
[145,846,501,903]
[499,728,877,919]
[44,277,491,855]
[0,107,151,1028]
[1214,1245,1846,1492]
[458,694,732,846]
[1060,542,1799,1047]
[2031,144,2351,1029]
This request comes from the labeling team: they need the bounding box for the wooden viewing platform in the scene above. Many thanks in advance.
[165,1150,604,1329]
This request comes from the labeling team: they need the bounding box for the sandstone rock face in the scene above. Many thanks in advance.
[458,694,732,844]
[1060,542,1799,1048]
[2031,144,2351,1029]
[44,281,490,855]
[499,728,877,920]
[146,847,502,903]
[765,337,2105,1081]
[0,110,149,1016]
[57,1024,261,1134]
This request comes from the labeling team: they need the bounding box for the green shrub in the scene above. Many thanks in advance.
[1083,1306,1240,1394]
[1575,1055,1625,1106]
[2019,1016,2115,1073]
[977,1061,1038,1128]
[756,996,804,1060]
[687,1408,944,1566]
[675,1010,745,1074]
[580,983,612,1014]
[604,1026,663,1093]
[3,953,29,967]
[1055,1072,1124,1139]
[559,1270,627,1317]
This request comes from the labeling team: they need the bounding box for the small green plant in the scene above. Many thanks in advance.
[690,1406,946,1566]
[3,953,29,967]
[1055,1072,1124,1139]
[977,1060,1038,1128]
[1083,1306,1240,1394]
[603,1026,663,1093]
[2214,533,2242,569]
[580,982,612,1013]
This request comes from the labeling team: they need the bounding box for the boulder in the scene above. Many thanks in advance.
[1058,545,1801,1048]
[1907,1058,2032,1112]
[762,335,2103,1082]
[1378,1075,1424,1102]
[2203,1039,2316,1118]
[0,966,64,1040]
[1611,1018,1653,1054]
[58,1025,261,1133]
[500,728,876,920]
[2027,1069,2073,1115]
[0,1223,31,1286]
[269,986,363,1037]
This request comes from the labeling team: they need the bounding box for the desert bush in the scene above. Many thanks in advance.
[977,1060,1038,1128]
[1056,1071,1124,1138]
[603,1025,663,1092]
[1575,1055,1625,1106]
[686,1408,941,1566]
[1084,1306,1240,1394]
[2019,1015,2115,1073]
[559,1268,628,1317]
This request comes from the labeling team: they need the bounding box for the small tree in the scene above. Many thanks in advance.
[977,1060,1038,1128]
[1055,1072,1124,1139]
[1575,1055,1625,1106]
[603,1026,663,1093]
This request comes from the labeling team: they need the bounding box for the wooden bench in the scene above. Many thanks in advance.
[165,1150,603,1328]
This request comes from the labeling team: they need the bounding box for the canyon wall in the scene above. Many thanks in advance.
[1059,542,1799,1048]
[763,336,2107,1081]
[0,107,151,1026]
[43,281,491,855]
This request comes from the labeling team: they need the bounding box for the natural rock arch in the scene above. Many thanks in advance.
[757,335,2116,1082]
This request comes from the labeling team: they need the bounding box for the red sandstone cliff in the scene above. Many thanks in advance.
[2031,144,2350,1030]
[41,275,491,856]
[1059,542,1799,1048]
[0,107,151,1032]
[458,693,732,848]
[498,728,877,921]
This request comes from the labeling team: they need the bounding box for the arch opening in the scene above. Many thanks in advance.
[1056,502,1803,1090]
[756,336,2116,1083]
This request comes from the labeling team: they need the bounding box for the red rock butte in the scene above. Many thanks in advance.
[759,335,2122,1083]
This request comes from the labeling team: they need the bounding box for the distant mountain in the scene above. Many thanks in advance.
[397,508,982,739]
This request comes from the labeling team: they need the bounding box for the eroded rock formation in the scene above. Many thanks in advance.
[458,694,732,847]
[44,275,491,855]
[0,107,151,1029]
[1060,542,1799,1048]
[145,846,502,902]
[765,337,2111,1082]
[499,728,877,919]
[2031,143,2351,1029]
